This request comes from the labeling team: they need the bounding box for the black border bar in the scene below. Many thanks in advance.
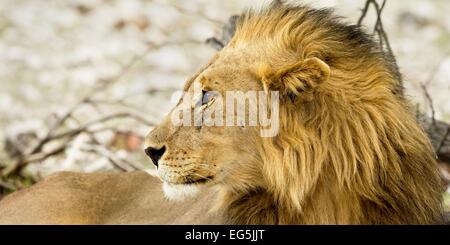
[0,225,448,243]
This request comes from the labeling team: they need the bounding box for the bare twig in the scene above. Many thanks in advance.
[373,0,387,36]
[26,48,152,157]
[69,113,143,172]
[51,112,154,140]
[424,53,449,86]
[373,0,394,56]
[20,145,68,166]
[4,111,153,172]
[80,145,138,172]
[166,3,224,25]
[420,83,437,128]
[357,0,393,57]
[357,0,372,26]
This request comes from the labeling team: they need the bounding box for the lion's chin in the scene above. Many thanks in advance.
[162,182,203,201]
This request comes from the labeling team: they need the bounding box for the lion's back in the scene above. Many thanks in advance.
[0,171,220,224]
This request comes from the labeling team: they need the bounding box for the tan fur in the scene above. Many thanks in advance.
[0,3,444,224]
[0,171,220,224]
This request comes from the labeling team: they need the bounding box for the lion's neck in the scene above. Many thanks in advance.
[215,180,365,225]
[216,188,280,224]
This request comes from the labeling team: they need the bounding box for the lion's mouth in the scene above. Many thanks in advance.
[157,164,216,186]
[184,176,214,185]
[162,175,215,186]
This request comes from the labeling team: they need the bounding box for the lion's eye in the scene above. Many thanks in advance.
[202,90,217,106]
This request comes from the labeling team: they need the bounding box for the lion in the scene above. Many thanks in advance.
[0,3,444,224]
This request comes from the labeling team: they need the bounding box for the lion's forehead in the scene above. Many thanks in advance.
[193,64,261,92]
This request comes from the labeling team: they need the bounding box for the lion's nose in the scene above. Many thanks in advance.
[144,146,166,167]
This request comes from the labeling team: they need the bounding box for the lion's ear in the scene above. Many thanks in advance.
[260,57,330,101]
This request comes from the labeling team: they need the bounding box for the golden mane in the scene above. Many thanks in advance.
[217,3,443,224]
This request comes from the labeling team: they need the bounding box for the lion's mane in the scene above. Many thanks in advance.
[216,3,443,224]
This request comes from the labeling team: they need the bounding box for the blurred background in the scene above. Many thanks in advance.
[0,0,449,210]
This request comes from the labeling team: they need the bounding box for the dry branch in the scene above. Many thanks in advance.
[1,47,157,180]
[80,144,139,172]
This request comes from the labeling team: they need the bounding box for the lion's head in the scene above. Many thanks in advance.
[144,3,443,224]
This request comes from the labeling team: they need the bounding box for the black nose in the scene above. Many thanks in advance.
[145,146,166,167]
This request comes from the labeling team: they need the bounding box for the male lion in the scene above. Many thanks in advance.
[0,3,444,224]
